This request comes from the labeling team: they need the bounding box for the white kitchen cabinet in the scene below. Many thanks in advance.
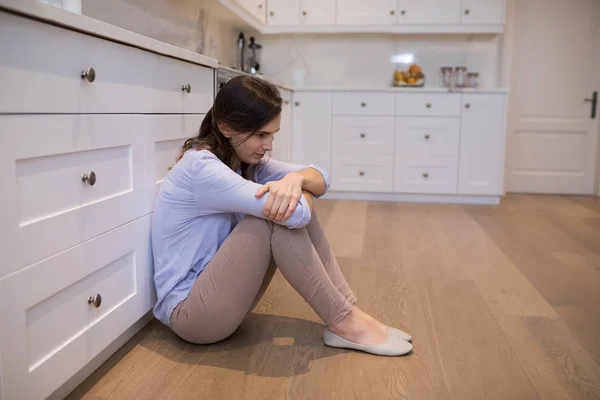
[397,0,461,25]
[458,94,507,195]
[271,89,293,162]
[291,92,332,172]
[331,154,394,193]
[461,0,505,25]
[0,215,152,400]
[337,0,397,25]
[300,0,335,25]
[237,0,266,24]
[395,155,458,194]
[332,116,395,155]
[267,0,299,26]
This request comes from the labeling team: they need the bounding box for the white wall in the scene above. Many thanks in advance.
[256,33,502,89]
[80,0,255,67]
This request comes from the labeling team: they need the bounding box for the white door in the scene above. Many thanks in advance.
[506,0,600,194]
[267,0,299,25]
[291,92,332,172]
[237,0,266,24]
[301,0,335,25]
[397,0,461,25]
[337,0,397,25]
[461,0,505,25]
[458,94,507,196]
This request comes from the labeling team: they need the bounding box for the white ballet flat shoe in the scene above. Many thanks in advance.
[386,327,412,342]
[323,329,413,357]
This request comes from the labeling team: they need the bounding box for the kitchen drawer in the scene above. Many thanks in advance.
[394,155,458,194]
[147,114,205,199]
[395,93,461,117]
[331,154,394,193]
[332,116,395,154]
[142,52,214,114]
[396,117,460,156]
[0,11,146,114]
[0,215,152,400]
[0,114,152,278]
[332,92,395,116]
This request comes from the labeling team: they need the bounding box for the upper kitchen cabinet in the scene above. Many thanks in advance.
[237,0,266,24]
[336,0,397,26]
[461,0,505,25]
[300,0,336,26]
[267,0,299,26]
[397,0,461,25]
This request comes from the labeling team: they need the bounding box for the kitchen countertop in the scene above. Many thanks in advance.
[0,0,219,69]
[218,65,296,92]
[292,86,510,93]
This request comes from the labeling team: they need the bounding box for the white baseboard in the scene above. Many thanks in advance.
[48,311,155,400]
[321,191,502,205]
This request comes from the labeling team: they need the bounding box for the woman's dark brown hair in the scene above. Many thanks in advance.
[178,75,282,172]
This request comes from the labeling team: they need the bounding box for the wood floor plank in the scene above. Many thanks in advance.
[419,277,540,400]
[496,315,600,400]
[322,200,368,259]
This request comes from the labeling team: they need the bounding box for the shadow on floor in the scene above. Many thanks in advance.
[138,312,344,378]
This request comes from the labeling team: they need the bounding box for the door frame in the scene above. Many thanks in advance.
[501,0,600,196]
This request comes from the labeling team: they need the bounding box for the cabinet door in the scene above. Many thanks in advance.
[301,0,335,25]
[461,0,505,24]
[337,0,397,25]
[291,92,332,172]
[267,0,299,25]
[458,94,507,195]
[238,0,266,24]
[397,0,461,24]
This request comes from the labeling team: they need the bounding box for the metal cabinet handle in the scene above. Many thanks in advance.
[584,91,597,119]
[270,11,274,16]
[182,83,192,94]
[426,103,432,108]
[424,134,431,140]
[401,10,406,15]
[258,3,263,8]
[465,103,471,109]
[423,172,429,178]
[82,171,96,186]
[80,67,96,83]
[464,9,470,15]
[302,10,307,16]
[359,171,365,177]
[360,133,366,139]
[361,102,367,108]
[294,101,300,106]
[390,10,395,15]
[88,293,102,308]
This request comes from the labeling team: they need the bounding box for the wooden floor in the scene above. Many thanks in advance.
[68,195,600,400]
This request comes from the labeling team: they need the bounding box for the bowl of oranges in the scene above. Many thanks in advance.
[393,64,425,87]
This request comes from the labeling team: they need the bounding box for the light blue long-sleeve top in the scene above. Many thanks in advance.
[150,149,330,326]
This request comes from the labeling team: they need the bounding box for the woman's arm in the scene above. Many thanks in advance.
[255,157,330,198]
[293,168,326,197]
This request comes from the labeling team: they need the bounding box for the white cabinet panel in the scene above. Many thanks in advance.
[396,93,462,117]
[301,0,335,25]
[271,90,293,162]
[458,94,507,195]
[396,117,460,156]
[0,12,146,114]
[0,114,151,278]
[291,92,332,172]
[331,154,394,192]
[237,0,267,23]
[461,0,505,25]
[267,0,299,25]
[395,155,458,194]
[397,0,461,25]
[0,215,152,400]
[333,92,396,116]
[332,116,395,154]
[337,0,397,25]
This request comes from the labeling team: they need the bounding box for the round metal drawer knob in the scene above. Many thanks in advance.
[426,103,432,108]
[359,171,365,177]
[302,10,307,16]
[423,172,429,178]
[360,133,366,139]
[465,103,471,109]
[464,8,471,15]
[390,10,395,15]
[88,293,102,308]
[82,171,96,186]
[295,101,300,106]
[361,102,367,108]
[424,134,431,140]
[182,83,192,94]
[81,67,96,83]
[401,9,406,15]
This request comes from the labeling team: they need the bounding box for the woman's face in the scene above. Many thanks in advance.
[221,113,281,165]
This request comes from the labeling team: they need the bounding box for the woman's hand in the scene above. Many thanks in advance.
[255,172,304,221]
